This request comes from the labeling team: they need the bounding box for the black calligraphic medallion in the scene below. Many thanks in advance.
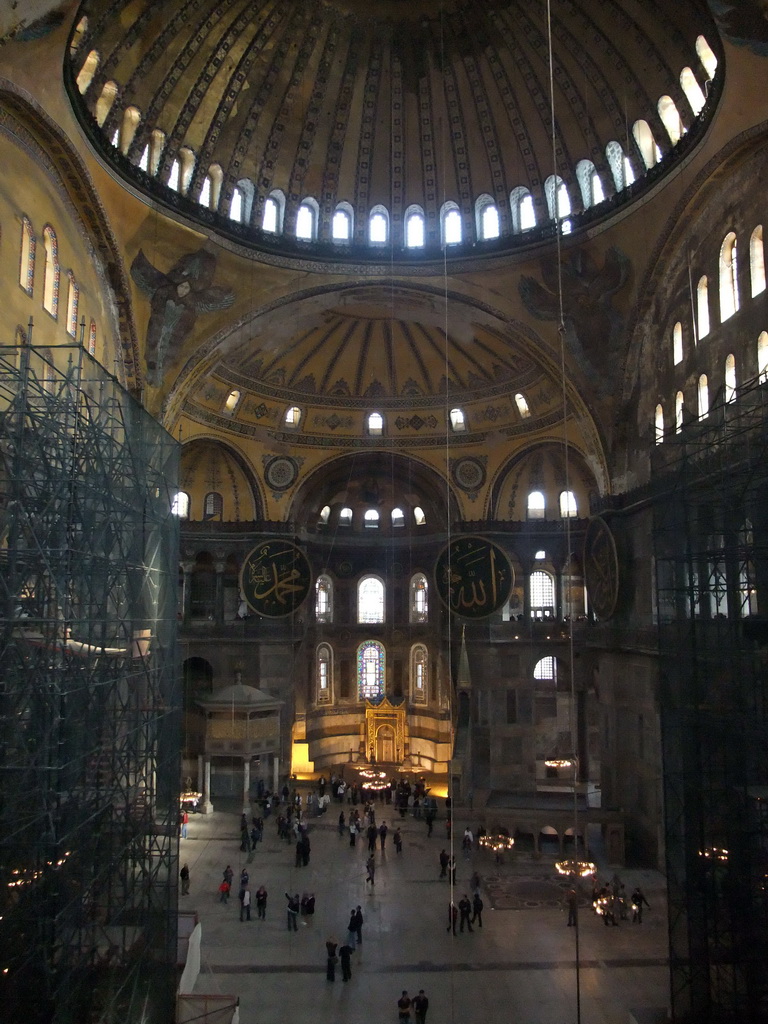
[583,516,620,620]
[240,540,311,618]
[434,536,513,619]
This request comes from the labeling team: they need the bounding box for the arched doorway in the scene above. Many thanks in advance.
[376,724,396,764]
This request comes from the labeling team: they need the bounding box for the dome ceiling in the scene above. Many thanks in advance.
[69,0,719,258]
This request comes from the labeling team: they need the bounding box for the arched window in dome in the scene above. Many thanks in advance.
[411,644,428,704]
[680,68,706,116]
[358,577,385,625]
[559,491,577,518]
[339,507,353,526]
[673,321,683,365]
[633,120,659,169]
[725,354,737,404]
[530,571,555,618]
[317,644,332,703]
[70,16,88,55]
[145,128,165,176]
[284,405,302,429]
[66,272,79,337]
[358,640,384,700]
[318,505,331,526]
[364,509,380,529]
[758,333,768,383]
[514,393,530,418]
[510,186,536,233]
[223,389,241,415]
[527,490,546,521]
[675,391,684,433]
[200,164,223,210]
[138,143,149,172]
[170,147,195,194]
[168,157,180,192]
[441,202,462,245]
[42,226,59,318]
[260,188,283,231]
[367,411,384,436]
[750,226,765,297]
[332,202,353,242]
[76,49,99,94]
[204,492,223,520]
[605,140,634,191]
[405,206,426,248]
[118,106,141,154]
[718,233,740,322]
[230,187,245,223]
[476,195,500,241]
[698,374,709,420]
[413,506,426,526]
[533,655,557,681]
[392,507,405,528]
[19,216,36,296]
[576,161,602,209]
[369,205,389,245]
[449,408,467,432]
[544,176,571,232]
[296,197,319,240]
[95,80,118,126]
[655,404,665,445]
[410,573,428,624]
[696,276,710,340]
[696,35,718,79]
[658,96,685,145]
[171,491,189,518]
[315,575,333,623]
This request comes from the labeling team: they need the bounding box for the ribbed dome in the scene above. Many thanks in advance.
[68,0,720,259]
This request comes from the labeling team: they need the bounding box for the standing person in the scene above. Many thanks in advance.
[240,885,251,921]
[349,819,357,847]
[446,900,458,934]
[325,938,338,982]
[180,863,190,895]
[631,887,651,923]
[345,910,358,949]
[365,853,376,885]
[394,827,403,854]
[353,905,364,945]
[398,990,412,1023]
[439,849,449,878]
[413,989,429,1024]
[223,865,234,888]
[458,894,474,932]
[180,809,189,839]
[338,810,346,836]
[339,941,353,982]
[379,820,388,850]
[285,891,299,931]
[367,822,377,852]
[255,885,267,919]
[218,878,230,903]
[240,868,249,889]
[566,889,578,927]
[471,891,484,928]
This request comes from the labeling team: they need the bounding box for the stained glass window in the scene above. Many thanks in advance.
[358,640,384,700]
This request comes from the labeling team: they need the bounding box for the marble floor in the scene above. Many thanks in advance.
[181,797,669,1024]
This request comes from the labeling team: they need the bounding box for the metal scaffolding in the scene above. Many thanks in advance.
[0,340,181,1024]
[652,375,768,1024]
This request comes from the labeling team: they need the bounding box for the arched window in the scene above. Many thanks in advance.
[413,506,426,526]
[750,226,765,297]
[296,197,319,240]
[411,644,428,704]
[725,354,736,403]
[168,159,180,192]
[405,206,426,248]
[19,216,36,295]
[544,176,571,231]
[530,570,555,617]
[223,389,240,414]
[284,405,302,428]
[476,195,500,240]
[697,276,710,340]
[559,491,577,518]
[199,164,223,210]
[339,507,353,526]
[698,374,709,420]
[318,505,331,525]
[66,272,79,337]
[673,321,683,365]
[527,490,546,520]
[449,408,467,432]
[675,390,684,433]
[332,203,353,242]
[171,491,190,518]
[738,519,757,617]
[533,656,557,681]
[369,205,389,245]
[260,188,283,232]
[317,644,332,702]
[441,202,462,245]
[514,393,530,418]
[315,575,333,623]
[358,577,385,625]
[358,640,384,700]
[231,187,245,223]
[696,35,718,79]
[605,140,632,191]
[510,186,536,233]
[719,232,740,321]
[364,509,380,529]
[367,411,384,436]
[758,332,768,383]
[138,144,150,172]
[655,404,665,444]
[204,492,223,520]
[95,80,118,126]
[146,128,165,176]
[176,147,195,194]
[658,96,684,145]
[42,226,59,318]
[392,507,405,528]
[680,68,706,116]
[410,573,428,624]
[76,49,99,94]
[633,120,659,169]
[119,106,141,154]
[575,161,603,209]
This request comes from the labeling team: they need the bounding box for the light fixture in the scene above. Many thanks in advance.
[555,857,596,878]
[545,758,574,769]
[478,832,515,853]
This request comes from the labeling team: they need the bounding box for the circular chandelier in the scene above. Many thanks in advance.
[555,858,596,878]
[544,758,575,769]
[478,833,515,853]
[356,768,389,791]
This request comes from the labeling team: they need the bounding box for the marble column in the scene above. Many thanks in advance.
[272,754,279,794]
[202,757,213,814]
[243,757,251,813]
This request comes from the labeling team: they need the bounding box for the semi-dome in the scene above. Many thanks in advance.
[67,0,721,262]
